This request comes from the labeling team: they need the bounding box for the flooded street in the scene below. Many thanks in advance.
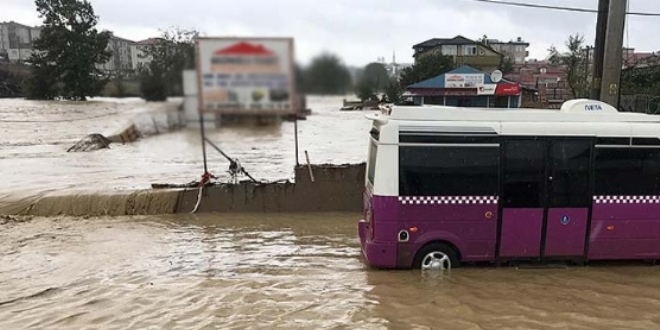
[0,96,371,199]
[2,213,660,330]
[3,97,660,329]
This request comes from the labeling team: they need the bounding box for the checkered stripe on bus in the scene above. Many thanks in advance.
[398,196,499,205]
[593,196,660,204]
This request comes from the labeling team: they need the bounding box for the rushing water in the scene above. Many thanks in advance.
[3,98,660,329]
[0,96,371,198]
[2,214,660,330]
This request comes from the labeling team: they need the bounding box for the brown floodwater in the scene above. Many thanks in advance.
[2,213,660,330]
[0,96,371,200]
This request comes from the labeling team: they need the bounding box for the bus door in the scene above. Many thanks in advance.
[498,138,593,259]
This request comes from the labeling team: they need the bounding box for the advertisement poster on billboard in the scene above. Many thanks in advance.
[445,73,484,88]
[196,38,295,114]
[476,83,497,95]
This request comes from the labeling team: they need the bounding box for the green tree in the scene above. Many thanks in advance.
[26,0,111,100]
[548,34,588,99]
[384,77,404,104]
[139,62,167,101]
[304,53,352,95]
[621,56,660,96]
[355,79,376,102]
[499,57,515,76]
[400,51,454,87]
[361,62,389,92]
[139,27,200,100]
[295,63,306,94]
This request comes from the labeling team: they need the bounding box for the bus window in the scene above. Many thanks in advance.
[399,146,499,196]
[595,148,660,195]
[502,140,545,208]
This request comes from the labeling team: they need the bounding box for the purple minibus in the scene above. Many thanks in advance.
[358,99,660,269]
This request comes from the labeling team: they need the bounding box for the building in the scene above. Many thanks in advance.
[130,38,162,71]
[405,65,522,108]
[412,36,503,73]
[506,60,571,107]
[486,37,529,64]
[97,33,134,73]
[0,21,42,62]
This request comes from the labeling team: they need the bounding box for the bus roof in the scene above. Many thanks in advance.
[377,99,660,124]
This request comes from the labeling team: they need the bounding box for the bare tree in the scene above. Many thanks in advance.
[548,34,588,99]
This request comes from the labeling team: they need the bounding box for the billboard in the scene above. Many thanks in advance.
[444,73,484,88]
[196,38,296,114]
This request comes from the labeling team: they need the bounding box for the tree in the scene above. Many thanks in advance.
[384,77,404,104]
[304,53,352,95]
[139,62,167,101]
[295,63,306,94]
[548,34,589,99]
[499,57,515,76]
[139,27,200,100]
[400,51,455,87]
[355,79,376,102]
[621,55,660,96]
[361,62,389,92]
[25,0,111,100]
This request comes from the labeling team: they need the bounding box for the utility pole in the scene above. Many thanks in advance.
[591,0,609,100]
[600,0,627,107]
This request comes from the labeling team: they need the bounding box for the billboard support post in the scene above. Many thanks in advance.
[294,115,299,166]
[199,111,208,174]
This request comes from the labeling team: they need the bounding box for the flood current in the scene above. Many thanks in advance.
[2,98,660,329]
[2,214,660,330]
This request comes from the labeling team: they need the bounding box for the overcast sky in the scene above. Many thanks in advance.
[2,0,660,66]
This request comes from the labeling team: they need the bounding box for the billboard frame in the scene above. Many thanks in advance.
[194,37,297,115]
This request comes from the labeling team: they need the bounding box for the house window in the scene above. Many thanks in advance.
[540,67,547,74]
[463,45,477,56]
[441,45,457,56]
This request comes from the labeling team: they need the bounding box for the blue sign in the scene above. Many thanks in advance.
[561,215,570,225]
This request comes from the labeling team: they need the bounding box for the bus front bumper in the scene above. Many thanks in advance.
[358,220,398,268]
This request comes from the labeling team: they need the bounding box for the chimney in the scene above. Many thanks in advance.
[517,37,522,42]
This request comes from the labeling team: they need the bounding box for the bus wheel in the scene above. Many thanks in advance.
[414,243,458,271]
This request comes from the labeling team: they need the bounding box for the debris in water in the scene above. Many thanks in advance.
[67,134,112,152]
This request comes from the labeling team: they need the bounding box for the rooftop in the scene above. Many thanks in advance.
[413,35,476,49]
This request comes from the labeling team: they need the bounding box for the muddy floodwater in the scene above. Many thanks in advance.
[0,96,370,200]
[2,213,660,330]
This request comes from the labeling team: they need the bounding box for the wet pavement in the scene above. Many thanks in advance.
[2,213,660,330]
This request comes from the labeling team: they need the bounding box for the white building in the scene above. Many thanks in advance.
[130,38,161,71]
[0,21,42,62]
[97,33,134,73]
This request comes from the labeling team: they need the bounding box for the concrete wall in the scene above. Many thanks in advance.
[3,164,366,217]
[176,163,366,213]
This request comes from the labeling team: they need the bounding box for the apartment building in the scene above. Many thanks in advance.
[130,38,162,71]
[97,33,134,73]
[0,21,42,62]
[487,37,530,64]
[412,36,503,73]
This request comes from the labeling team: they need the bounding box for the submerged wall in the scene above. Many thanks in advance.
[176,163,365,213]
[3,164,366,217]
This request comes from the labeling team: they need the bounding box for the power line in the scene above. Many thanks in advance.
[461,0,660,17]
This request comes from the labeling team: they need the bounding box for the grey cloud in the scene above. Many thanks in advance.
[1,0,659,65]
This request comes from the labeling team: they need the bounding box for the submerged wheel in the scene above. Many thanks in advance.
[413,243,459,270]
